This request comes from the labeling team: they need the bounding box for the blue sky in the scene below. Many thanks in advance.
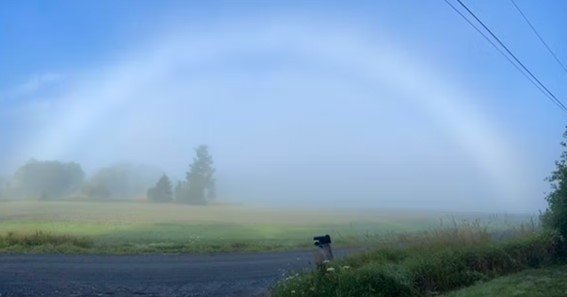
[1,0,566,212]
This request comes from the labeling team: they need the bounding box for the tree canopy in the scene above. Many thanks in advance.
[147,174,173,202]
[85,163,160,200]
[177,145,216,204]
[11,159,84,200]
[543,128,567,237]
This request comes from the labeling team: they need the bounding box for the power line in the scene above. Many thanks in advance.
[442,0,550,104]
[510,0,567,75]
[443,0,567,113]
[454,0,567,112]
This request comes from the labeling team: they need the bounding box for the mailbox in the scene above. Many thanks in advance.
[313,234,334,266]
[313,234,332,247]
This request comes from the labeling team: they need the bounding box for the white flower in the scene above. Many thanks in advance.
[326,267,335,272]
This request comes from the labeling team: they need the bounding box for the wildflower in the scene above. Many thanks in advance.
[326,267,335,272]
[342,265,351,270]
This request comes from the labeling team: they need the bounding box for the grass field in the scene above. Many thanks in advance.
[442,265,567,297]
[0,200,533,253]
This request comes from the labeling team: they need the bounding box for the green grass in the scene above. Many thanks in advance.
[270,230,562,297]
[0,231,94,253]
[0,200,533,254]
[442,265,567,297]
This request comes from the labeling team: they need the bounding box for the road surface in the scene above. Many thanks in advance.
[0,249,357,297]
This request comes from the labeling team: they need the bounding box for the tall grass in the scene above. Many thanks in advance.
[271,224,563,297]
[0,231,93,253]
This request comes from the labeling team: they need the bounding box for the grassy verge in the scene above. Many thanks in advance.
[0,230,316,254]
[271,228,563,297]
[442,264,567,297]
[0,231,94,253]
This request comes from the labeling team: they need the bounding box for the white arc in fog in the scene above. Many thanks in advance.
[17,20,529,210]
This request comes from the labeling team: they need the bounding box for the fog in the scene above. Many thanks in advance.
[1,1,565,212]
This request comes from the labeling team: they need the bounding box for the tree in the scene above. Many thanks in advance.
[85,163,160,200]
[11,159,84,200]
[82,183,111,200]
[181,145,216,204]
[147,174,173,202]
[174,180,186,202]
[0,176,8,200]
[543,128,567,237]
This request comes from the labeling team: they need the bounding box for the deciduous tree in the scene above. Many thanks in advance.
[543,128,567,237]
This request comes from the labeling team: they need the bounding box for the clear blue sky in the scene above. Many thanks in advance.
[1,0,566,212]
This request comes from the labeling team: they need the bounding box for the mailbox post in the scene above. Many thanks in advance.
[313,234,334,268]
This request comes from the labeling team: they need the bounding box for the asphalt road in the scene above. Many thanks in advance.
[0,249,357,297]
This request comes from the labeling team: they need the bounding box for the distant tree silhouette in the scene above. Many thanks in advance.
[84,163,160,200]
[179,145,216,204]
[543,127,567,238]
[0,176,8,200]
[11,159,84,200]
[147,174,173,202]
[82,183,111,200]
[174,180,186,202]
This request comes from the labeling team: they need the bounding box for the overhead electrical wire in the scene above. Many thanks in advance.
[442,0,549,105]
[454,0,567,112]
[442,0,567,113]
[510,0,567,76]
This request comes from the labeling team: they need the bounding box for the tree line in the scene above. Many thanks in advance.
[0,145,215,205]
[146,145,215,204]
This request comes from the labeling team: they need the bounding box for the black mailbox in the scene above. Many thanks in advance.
[313,234,332,247]
[313,234,334,265]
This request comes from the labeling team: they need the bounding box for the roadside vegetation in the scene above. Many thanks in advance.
[0,231,93,253]
[271,227,562,297]
[272,128,567,297]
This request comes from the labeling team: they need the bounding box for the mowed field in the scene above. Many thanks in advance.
[0,201,532,254]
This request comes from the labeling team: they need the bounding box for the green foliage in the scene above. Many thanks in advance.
[147,174,173,202]
[0,231,93,252]
[543,128,567,238]
[279,264,416,297]
[177,145,216,204]
[271,232,561,297]
[10,159,84,200]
